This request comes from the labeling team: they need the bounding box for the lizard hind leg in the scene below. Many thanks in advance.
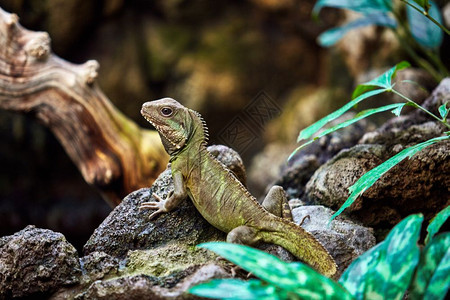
[226,225,261,246]
[223,226,261,278]
[261,185,293,221]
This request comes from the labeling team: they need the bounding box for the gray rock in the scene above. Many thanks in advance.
[83,145,245,258]
[51,243,228,299]
[74,263,228,300]
[78,146,239,298]
[80,251,120,281]
[290,204,376,278]
[0,225,81,299]
[277,113,374,200]
[305,144,385,211]
[83,170,226,258]
[207,145,247,186]
[80,144,358,298]
[305,78,450,230]
[51,252,121,299]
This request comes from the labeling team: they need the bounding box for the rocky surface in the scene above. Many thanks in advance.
[304,79,450,232]
[0,152,376,299]
[72,264,228,300]
[79,251,120,282]
[6,71,450,300]
[83,182,225,258]
[3,74,448,297]
[289,201,376,277]
[273,113,375,200]
[83,144,244,258]
[0,2,448,298]
[0,225,81,299]
[77,141,376,297]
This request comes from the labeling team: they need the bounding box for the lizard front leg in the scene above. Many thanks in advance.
[139,170,187,219]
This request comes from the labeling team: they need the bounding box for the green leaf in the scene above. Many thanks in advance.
[297,88,386,142]
[353,62,411,99]
[188,279,284,300]
[198,242,299,289]
[425,205,450,244]
[340,214,423,300]
[296,62,409,144]
[330,135,450,221]
[318,13,397,47]
[197,242,353,299]
[326,103,405,135]
[351,84,381,100]
[290,103,405,158]
[406,0,443,49]
[313,0,393,16]
[438,102,449,120]
[409,233,450,300]
[391,104,404,116]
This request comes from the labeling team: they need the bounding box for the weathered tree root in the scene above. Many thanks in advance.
[0,7,169,206]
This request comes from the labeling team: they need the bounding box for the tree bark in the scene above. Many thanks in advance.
[0,7,169,206]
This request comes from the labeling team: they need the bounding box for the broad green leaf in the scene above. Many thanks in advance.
[425,205,450,244]
[297,88,386,142]
[313,0,392,15]
[188,279,284,300]
[198,242,300,289]
[318,13,396,47]
[290,104,405,158]
[406,0,443,49]
[330,135,450,221]
[352,61,411,99]
[197,242,353,299]
[339,242,385,297]
[340,214,423,300]
[438,102,449,120]
[409,233,450,300]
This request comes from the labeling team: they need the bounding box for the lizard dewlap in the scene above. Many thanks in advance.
[139,98,337,277]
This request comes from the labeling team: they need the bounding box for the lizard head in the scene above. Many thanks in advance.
[141,98,208,156]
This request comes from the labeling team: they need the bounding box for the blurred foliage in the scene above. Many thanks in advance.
[314,0,449,81]
[189,211,449,299]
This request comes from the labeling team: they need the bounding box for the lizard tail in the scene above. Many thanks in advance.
[258,217,337,277]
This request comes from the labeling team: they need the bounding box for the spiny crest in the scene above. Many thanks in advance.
[192,109,209,145]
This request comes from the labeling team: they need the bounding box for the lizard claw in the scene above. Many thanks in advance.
[151,192,164,202]
[139,192,169,219]
[148,209,165,220]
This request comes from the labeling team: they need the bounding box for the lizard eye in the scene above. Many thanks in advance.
[161,107,173,117]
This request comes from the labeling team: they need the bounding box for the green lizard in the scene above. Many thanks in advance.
[139,98,337,277]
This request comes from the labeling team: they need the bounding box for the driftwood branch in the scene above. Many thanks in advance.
[0,7,169,206]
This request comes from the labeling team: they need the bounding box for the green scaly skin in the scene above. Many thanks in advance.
[139,98,337,277]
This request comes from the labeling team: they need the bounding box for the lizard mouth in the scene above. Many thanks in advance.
[141,108,180,149]
[141,111,165,136]
[141,110,157,128]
